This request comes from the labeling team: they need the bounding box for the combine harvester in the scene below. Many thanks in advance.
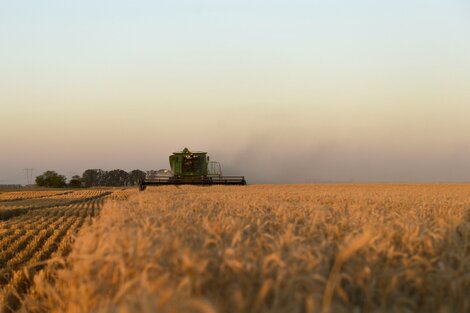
[139,148,246,190]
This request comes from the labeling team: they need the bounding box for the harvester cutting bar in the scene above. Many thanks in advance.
[139,176,246,190]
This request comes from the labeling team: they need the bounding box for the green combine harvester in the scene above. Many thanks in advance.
[139,148,246,190]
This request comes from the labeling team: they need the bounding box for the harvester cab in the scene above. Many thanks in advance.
[139,148,246,190]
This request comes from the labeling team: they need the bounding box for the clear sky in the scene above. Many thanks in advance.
[1,0,470,184]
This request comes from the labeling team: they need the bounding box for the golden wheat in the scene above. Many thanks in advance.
[0,191,73,202]
[14,184,470,313]
[0,190,114,312]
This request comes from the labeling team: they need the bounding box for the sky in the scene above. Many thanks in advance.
[1,0,470,184]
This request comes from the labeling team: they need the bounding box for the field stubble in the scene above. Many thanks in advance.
[19,184,470,313]
[0,189,118,312]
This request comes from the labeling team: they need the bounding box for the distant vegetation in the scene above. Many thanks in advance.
[68,175,82,188]
[35,169,148,188]
[81,169,146,187]
[35,171,67,188]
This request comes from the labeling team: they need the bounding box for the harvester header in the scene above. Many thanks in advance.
[139,148,246,190]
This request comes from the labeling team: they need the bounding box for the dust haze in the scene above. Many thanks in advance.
[2,135,470,184]
[212,138,470,184]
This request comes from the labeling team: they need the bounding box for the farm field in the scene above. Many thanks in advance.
[5,184,468,313]
[0,188,135,312]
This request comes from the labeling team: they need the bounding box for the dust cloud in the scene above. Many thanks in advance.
[2,136,470,185]
[213,139,470,184]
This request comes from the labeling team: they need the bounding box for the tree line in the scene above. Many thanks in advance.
[35,169,148,188]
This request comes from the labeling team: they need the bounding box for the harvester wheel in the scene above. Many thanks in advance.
[138,179,146,191]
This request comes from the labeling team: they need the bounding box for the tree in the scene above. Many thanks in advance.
[35,171,67,188]
[68,175,82,188]
[82,169,106,187]
[129,170,146,186]
[82,169,146,187]
[103,169,130,186]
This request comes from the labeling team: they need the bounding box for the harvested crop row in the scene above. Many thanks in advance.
[108,189,138,201]
[0,205,69,236]
[0,204,85,281]
[0,193,110,312]
[0,191,112,221]
[0,191,74,202]
[45,190,111,200]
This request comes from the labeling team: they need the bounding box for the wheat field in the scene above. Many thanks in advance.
[0,189,123,312]
[1,184,466,313]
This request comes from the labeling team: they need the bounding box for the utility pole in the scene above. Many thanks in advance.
[24,168,34,185]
